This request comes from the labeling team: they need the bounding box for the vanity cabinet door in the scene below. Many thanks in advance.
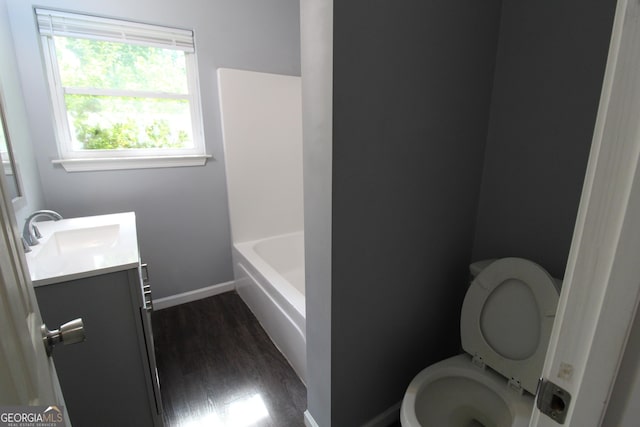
[34,270,158,427]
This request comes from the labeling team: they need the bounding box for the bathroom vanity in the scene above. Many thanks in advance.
[26,212,162,427]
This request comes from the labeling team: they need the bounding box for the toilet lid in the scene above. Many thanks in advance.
[460,257,559,394]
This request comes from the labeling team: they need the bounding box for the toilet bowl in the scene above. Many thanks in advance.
[401,354,534,427]
[400,258,560,427]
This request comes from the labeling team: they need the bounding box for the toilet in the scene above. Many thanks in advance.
[400,257,560,427]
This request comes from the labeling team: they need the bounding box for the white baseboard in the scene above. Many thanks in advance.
[153,280,236,310]
[304,410,320,427]
[362,401,401,427]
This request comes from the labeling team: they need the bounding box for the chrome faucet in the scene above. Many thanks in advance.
[22,210,63,247]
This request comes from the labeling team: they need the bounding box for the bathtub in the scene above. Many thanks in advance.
[233,231,306,382]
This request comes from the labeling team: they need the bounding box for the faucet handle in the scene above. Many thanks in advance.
[21,237,31,253]
[33,224,42,239]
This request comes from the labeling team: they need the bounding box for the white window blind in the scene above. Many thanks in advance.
[35,9,194,52]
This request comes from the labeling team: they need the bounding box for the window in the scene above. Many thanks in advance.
[36,9,209,171]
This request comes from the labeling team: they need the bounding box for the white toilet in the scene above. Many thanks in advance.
[400,257,560,427]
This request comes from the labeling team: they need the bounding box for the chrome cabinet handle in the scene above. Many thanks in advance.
[140,263,153,312]
[141,263,149,282]
[41,318,86,357]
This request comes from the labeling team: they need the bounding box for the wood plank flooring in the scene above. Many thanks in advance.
[152,291,306,426]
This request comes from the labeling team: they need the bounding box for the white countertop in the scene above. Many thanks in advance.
[26,212,139,286]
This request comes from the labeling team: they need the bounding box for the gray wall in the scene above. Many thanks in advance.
[0,0,45,226]
[302,0,619,425]
[472,0,616,279]
[329,1,502,424]
[5,0,301,298]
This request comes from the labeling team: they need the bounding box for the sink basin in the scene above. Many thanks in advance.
[26,212,139,286]
[35,224,120,258]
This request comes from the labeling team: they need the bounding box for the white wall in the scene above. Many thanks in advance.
[218,69,303,243]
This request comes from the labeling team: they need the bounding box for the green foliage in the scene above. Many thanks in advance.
[56,37,193,150]
[66,95,192,150]
[74,117,187,150]
[55,37,187,93]
[145,120,189,148]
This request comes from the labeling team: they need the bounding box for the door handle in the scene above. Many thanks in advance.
[41,318,86,357]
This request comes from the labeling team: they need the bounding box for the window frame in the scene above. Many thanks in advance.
[36,9,210,171]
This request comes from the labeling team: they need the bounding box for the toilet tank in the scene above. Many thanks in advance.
[469,259,497,279]
[469,258,563,291]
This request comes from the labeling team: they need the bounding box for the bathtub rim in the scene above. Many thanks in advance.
[234,231,306,320]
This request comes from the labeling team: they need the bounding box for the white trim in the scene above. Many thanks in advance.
[52,154,211,172]
[37,12,207,165]
[63,87,190,100]
[531,0,640,425]
[152,280,235,311]
[0,116,67,411]
[303,410,320,427]
[185,52,206,159]
[41,34,71,156]
[362,402,401,427]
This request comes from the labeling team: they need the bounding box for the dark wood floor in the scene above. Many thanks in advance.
[152,291,307,426]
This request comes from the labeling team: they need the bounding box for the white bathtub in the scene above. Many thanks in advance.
[233,231,306,382]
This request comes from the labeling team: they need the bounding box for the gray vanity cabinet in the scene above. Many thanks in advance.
[34,265,162,427]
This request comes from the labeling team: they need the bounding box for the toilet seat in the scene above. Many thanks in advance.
[460,257,559,394]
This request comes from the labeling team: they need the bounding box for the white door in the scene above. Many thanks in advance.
[0,158,67,413]
[531,0,640,425]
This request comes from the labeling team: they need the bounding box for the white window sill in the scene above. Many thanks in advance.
[52,154,212,172]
